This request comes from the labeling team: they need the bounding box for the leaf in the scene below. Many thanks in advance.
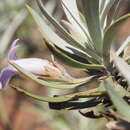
[11,85,72,103]
[45,38,99,64]
[99,0,106,14]
[103,78,130,121]
[103,14,130,67]
[79,11,87,28]
[46,41,104,70]
[82,0,102,54]
[61,20,87,44]
[61,0,92,48]
[116,35,130,56]
[100,0,115,29]
[113,55,130,86]
[114,84,130,98]
[27,4,102,63]
[27,5,79,54]
[61,0,88,34]
[26,5,98,62]
[11,85,105,103]
[36,0,86,50]
[57,45,102,64]
[61,0,82,26]
[112,0,123,22]
[10,61,92,90]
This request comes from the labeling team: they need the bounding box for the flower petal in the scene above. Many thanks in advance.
[8,39,20,60]
[11,58,52,75]
[11,58,67,79]
[0,67,16,89]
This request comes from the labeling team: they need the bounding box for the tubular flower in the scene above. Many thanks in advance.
[0,39,71,90]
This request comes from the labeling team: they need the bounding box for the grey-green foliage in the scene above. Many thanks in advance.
[9,0,130,129]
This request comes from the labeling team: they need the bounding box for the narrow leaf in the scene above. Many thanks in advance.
[26,5,96,61]
[61,0,91,47]
[112,0,123,22]
[12,85,105,103]
[46,41,104,70]
[100,0,115,29]
[82,0,102,54]
[11,85,72,103]
[36,0,86,50]
[103,14,130,67]
[27,5,78,54]
[113,55,130,86]
[103,78,130,121]
[10,61,92,89]
[116,35,130,56]
[61,0,82,26]
[61,0,88,35]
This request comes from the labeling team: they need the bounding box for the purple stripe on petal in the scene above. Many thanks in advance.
[8,39,19,60]
[0,67,16,89]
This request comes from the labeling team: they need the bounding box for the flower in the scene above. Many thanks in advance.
[0,39,69,90]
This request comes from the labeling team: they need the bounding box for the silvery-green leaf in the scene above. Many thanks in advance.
[100,0,115,29]
[113,55,130,86]
[61,0,89,35]
[114,83,130,97]
[61,20,87,44]
[45,38,98,64]
[44,0,56,14]
[11,86,73,103]
[12,85,105,103]
[27,5,78,54]
[56,45,99,64]
[103,14,130,67]
[67,87,105,98]
[10,61,92,90]
[79,12,87,28]
[82,0,102,54]
[61,0,91,47]
[27,5,96,60]
[61,0,81,26]
[27,5,102,63]
[103,78,130,121]
[99,0,106,14]
[116,35,130,56]
[46,42,104,70]
[112,0,123,22]
[36,0,86,50]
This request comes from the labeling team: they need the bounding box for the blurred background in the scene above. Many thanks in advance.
[0,0,130,130]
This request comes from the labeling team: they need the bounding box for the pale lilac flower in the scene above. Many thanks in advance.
[0,39,63,90]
